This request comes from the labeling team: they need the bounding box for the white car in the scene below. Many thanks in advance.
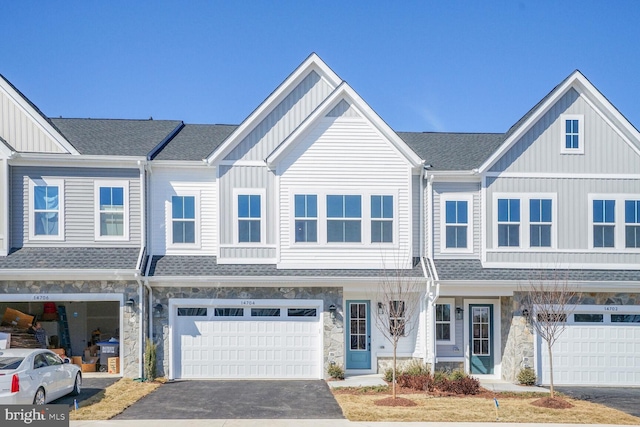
[0,348,81,404]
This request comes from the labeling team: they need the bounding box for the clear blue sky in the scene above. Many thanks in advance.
[3,1,639,133]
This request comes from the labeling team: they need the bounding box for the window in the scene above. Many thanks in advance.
[287,308,317,317]
[238,194,261,243]
[612,314,640,323]
[498,199,520,247]
[435,303,453,343]
[214,308,244,317]
[294,195,317,243]
[625,200,640,248]
[593,199,615,248]
[561,114,584,154]
[371,195,393,243]
[530,199,552,247]
[172,196,196,244]
[445,200,468,249]
[177,308,207,316]
[574,313,604,323]
[327,195,361,242]
[94,181,129,240]
[389,300,405,336]
[30,179,64,240]
[251,308,280,317]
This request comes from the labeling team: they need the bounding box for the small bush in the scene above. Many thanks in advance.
[403,359,430,376]
[437,376,480,395]
[144,340,157,382]
[384,366,403,382]
[449,369,467,381]
[397,373,435,391]
[327,362,345,380]
[517,367,537,386]
[433,370,447,383]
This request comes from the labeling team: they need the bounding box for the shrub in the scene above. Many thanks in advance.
[403,359,430,376]
[144,340,157,382]
[433,370,447,383]
[397,373,435,391]
[449,369,467,381]
[517,367,537,386]
[437,376,480,395]
[327,362,345,380]
[384,366,404,382]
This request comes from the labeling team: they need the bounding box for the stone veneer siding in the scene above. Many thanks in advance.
[0,280,140,377]
[500,292,640,383]
[150,286,343,378]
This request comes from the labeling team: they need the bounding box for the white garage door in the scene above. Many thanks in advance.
[172,299,323,379]
[538,309,640,386]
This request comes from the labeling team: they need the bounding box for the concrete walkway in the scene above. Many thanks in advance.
[327,373,387,388]
[479,378,549,393]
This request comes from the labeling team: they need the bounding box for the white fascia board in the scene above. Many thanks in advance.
[148,160,211,168]
[10,153,146,168]
[425,171,482,182]
[206,53,342,165]
[0,269,139,281]
[0,76,79,155]
[148,275,411,285]
[0,138,15,158]
[266,83,423,168]
[438,280,640,295]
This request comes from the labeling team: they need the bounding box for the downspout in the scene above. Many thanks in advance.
[3,157,10,256]
[135,275,144,379]
[428,257,440,375]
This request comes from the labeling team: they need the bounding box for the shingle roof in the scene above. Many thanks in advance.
[148,255,425,278]
[152,124,237,161]
[397,132,505,170]
[50,118,182,156]
[0,247,140,270]
[433,259,640,282]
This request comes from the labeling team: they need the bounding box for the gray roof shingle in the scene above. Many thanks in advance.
[50,118,182,156]
[152,124,237,161]
[433,259,640,282]
[0,247,140,270]
[148,255,425,278]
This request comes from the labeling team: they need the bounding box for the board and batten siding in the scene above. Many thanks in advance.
[0,89,66,154]
[149,167,217,256]
[277,116,414,268]
[485,176,640,265]
[433,182,480,258]
[490,89,640,174]
[225,71,334,162]
[11,167,141,247]
[412,174,421,257]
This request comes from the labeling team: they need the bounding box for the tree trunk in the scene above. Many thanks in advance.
[547,341,554,399]
[392,343,397,399]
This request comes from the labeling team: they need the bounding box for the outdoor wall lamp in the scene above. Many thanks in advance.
[329,304,337,319]
[154,303,163,313]
[522,309,530,319]
[455,306,463,320]
[377,302,385,314]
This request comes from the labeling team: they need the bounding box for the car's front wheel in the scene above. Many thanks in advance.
[33,387,46,405]
[71,373,82,396]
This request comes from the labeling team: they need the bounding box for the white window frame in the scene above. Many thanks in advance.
[370,194,395,244]
[492,193,557,250]
[29,178,65,242]
[440,194,473,254]
[588,194,640,252]
[435,298,455,345]
[625,199,640,249]
[233,188,266,246]
[94,180,130,241]
[292,193,318,244]
[167,192,200,249]
[560,114,584,154]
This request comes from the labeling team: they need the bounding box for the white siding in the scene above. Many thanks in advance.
[278,117,413,268]
[433,182,481,259]
[149,167,217,256]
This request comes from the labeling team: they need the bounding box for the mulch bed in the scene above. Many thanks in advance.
[531,397,574,409]
[374,396,417,407]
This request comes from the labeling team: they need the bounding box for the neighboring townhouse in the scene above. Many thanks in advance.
[1,54,638,386]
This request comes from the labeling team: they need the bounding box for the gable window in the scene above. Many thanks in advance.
[371,195,393,243]
[172,196,196,244]
[593,199,615,248]
[625,200,640,248]
[445,200,468,249]
[561,114,584,154]
[30,178,64,241]
[294,194,317,243]
[530,199,552,247]
[435,300,454,344]
[238,194,261,243]
[327,195,361,242]
[497,199,520,247]
[94,181,129,240]
[389,300,406,336]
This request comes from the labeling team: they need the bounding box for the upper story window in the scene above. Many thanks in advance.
[30,178,64,241]
[371,195,393,243]
[497,198,520,247]
[445,200,469,250]
[560,114,584,154]
[172,196,196,244]
[327,195,361,243]
[625,200,640,248]
[593,199,615,248]
[238,194,262,243]
[95,181,129,241]
[530,199,552,247]
[294,195,317,243]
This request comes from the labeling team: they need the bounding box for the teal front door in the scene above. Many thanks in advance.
[469,304,494,374]
[345,300,371,369]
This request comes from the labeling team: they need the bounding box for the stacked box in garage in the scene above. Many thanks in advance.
[108,357,120,374]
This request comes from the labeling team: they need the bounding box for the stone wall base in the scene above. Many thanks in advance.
[434,361,465,372]
[376,356,425,374]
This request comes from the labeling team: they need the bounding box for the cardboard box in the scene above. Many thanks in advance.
[71,356,83,367]
[40,312,58,321]
[1,308,35,329]
[0,332,10,349]
[108,357,120,374]
[50,348,66,357]
[85,356,99,365]
[81,363,96,372]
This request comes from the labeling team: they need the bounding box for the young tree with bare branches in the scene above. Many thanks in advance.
[521,271,580,398]
[374,263,423,399]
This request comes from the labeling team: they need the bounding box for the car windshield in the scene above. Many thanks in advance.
[0,357,24,370]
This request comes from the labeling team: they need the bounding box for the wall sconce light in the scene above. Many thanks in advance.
[522,309,530,319]
[125,298,135,313]
[154,303,163,313]
[378,302,385,314]
[329,304,337,319]
[455,306,463,320]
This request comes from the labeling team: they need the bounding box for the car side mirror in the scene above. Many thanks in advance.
[63,359,70,364]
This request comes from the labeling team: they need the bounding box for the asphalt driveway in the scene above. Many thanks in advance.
[52,376,119,407]
[556,387,640,418]
[114,380,344,419]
